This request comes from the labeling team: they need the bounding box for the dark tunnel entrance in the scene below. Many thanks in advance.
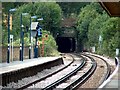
[56,37,76,53]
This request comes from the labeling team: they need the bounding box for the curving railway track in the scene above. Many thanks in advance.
[54,54,97,90]
[8,53,113,90]
[16,54,74,90]
[27,54,85,89]
[77,53,111,89]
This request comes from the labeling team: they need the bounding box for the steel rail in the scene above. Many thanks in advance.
[17,54,74,90]
[71,54,97,90]
[42,55,86,90]
[86,54,111,86]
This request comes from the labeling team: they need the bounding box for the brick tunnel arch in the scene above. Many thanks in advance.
[56,37,76,53]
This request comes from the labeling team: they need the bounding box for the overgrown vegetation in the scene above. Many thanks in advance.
[2,2,62,56]
[77,3,120,57]
[2,2,120,57]
[38,30,59,56]
[40,30,59,56]
[13,2,62,40]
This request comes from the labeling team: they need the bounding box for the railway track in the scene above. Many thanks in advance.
[41,55,87,90]
[79,53,111,89]
[14,53,111,90]
[23,54,97,89]
[16,54,75,90]
[27,54,85,89]
[88,54,111,81]
[54,54,97,90]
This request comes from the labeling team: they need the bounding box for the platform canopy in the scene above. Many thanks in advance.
[99,0,120,17]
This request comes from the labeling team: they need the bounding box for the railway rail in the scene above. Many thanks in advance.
[25,53,98,90]
[3,53,113,89]
[55,54,97,90]
[78,53,112,89]
[27,54,85,89]
[16,54,74,90]
[87,54,111,81]
[41,55,87,90]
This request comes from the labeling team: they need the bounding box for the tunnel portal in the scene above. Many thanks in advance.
[56,37,76,53]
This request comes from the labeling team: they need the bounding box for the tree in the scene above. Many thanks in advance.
[88,12,110,47]
[34,2,62,35]
[38,30,59,56]
[12,2,62,40]
[77,3,101,50]
[57,2,90,17]
[101,17,120,56]
[2,2,28,45]
[2,2,62,46]
[2,2,27,14]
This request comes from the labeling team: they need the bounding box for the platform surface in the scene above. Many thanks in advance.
[0,57,61,74]
[104,61,120,89]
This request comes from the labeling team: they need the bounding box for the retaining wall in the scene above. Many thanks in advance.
[1,57,63,86]
[1,46,35,62]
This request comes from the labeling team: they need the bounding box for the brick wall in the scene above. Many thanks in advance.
[1,46,35,62]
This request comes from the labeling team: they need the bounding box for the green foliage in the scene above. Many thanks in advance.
[34,2,62,33]
[2,2,120,57]
[2,2,15,13]
[57,2,90,17]
[77,3,100,47]
[88,12,109,47]
[2,2,28,14]
[101,18,119,41]
[77,2,120,57]
[2,2,62,45]
[101,17,120,57]
[2,29,8,46]
[12,2,62,40]
[38,30,59,56]
[2,3,29,44]
[5,3,33,43]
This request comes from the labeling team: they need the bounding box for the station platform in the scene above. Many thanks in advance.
[0,57,62,74]
[103,58,120,89]
[0,56,63,86]
[104,68,120,88]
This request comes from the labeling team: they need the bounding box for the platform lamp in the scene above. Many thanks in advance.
[29,15,37,59]
[7,8,17,63]
[35,17,43,58]
[20,13,29,61]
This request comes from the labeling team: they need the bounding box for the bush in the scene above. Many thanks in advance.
[38,30,59,57]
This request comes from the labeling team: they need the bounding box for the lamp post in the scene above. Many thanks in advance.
[35,18,43,58]
[7,8,16,63]
[29,15,37,59]
[29,17,43,58]
[20,13,29,61]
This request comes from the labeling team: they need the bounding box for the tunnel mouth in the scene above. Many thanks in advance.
[56,37,76,53]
